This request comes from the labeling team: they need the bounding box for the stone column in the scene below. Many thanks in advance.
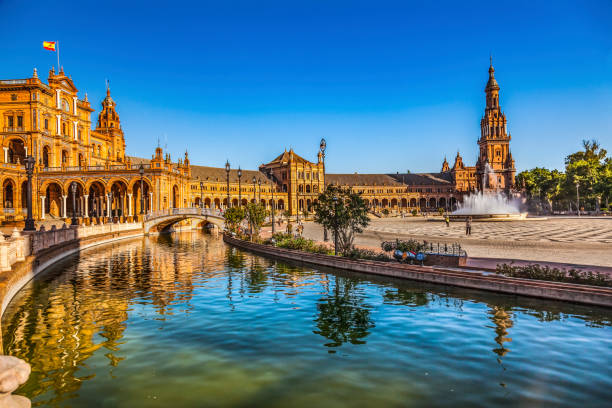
[83,194,89,218]
[106,195,111,217]
[127,193,133,216]
[40,196,46,220]
[149,192,153,214]
[3,147,7,163]
[62,195,67,218]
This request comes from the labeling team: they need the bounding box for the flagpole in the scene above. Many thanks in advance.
[56,40,60,72]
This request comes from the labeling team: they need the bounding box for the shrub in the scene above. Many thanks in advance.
[496,263,612,287]
[382,208,390,216]
[381,239,426,253]
[411,209,418,216]
[345,248,391,262]
[269,233,330,254]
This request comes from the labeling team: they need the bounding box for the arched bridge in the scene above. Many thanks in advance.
[143,208,225,234]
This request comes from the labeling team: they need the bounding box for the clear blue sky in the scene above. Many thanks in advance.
[1,0,611,173]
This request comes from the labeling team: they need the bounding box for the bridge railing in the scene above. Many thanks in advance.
[144,207,223,221]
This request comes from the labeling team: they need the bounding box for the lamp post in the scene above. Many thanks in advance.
[271,181,275,234]
[296,182,300,224]
[139,164,145,216]
[258,179,261,203]
[332,195,338,255]
[238,167,242,206]
[23,155,36,231]
[70,181,78,226]
[320,138,328,241]
[200,181,204,209]
[252,176,256,203]
[575,181,580,217]
[225,160,230,209]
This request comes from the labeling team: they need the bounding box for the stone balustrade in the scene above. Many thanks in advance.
[0,222,142,272]
[0,231,30,272]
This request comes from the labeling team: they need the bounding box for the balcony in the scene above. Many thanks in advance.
[2,127,25,132]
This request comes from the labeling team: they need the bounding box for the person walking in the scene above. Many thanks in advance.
[465,216,472,236]
[445,215,450,228]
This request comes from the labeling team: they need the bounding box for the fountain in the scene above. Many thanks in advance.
[449,163,527,221]
[450,191,527,221]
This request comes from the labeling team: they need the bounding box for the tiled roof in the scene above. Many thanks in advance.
[326,172,453,186]
[325,174,402,186]
[265,149,311,165]
[127,156,150,164]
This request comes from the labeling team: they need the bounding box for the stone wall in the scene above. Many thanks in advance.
[224,235,612,307]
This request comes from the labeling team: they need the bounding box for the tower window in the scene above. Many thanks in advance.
[44,119,48,129]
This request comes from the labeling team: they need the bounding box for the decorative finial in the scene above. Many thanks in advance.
[490,53,492,67]
[84,92,88,102]
[106,79,110,96]
[60,66,64,74]
[33,68,38,78]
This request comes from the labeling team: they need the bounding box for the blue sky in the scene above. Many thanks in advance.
[1,0,611,173]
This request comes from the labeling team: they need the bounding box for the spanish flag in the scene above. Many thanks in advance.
[43,41,56,51]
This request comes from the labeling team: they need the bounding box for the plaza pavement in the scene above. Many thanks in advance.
[300,216,612,270]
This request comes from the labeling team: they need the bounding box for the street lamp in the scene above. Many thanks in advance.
[23,155,36,231]
[320,138,328,241]
[258,179,261,203]
[70,181,78,226]
[271,181,275,234]
[139,164,145,216]
[225,160,230,209]
[199,181,204,209]
[252,176,256,203]
[332,195,338,255]
[296,182,300,224]
[238,167,242,206]
[575,181,580,217]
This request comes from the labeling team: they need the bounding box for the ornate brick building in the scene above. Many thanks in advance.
[0,62,515,223]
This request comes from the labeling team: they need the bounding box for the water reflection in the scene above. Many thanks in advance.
[314,276,375,350]
[1,232,611,408]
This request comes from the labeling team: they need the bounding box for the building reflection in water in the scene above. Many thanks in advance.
[1,231,610,406]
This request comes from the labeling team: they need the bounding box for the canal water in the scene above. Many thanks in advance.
[2,232,611,407]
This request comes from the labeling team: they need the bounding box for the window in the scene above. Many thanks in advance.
[62,99,69,112]
[78,129,82,140]
[44,119,48,129]
[17,116,23,128]
[8,116,14,127]
[62,123,66,135]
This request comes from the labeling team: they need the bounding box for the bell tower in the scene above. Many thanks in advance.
[476,59,515,192]
[94,82,126,163]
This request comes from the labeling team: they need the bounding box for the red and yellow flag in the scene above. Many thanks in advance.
[43,41,56,51]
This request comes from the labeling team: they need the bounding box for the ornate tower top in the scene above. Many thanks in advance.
[97,84,120,129]
[441,157,450,172]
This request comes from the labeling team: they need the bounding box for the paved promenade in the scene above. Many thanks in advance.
[300,217,612,269]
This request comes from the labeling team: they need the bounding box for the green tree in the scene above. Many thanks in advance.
[245,203,267,238]
[313,185,370,255]
[563,140,609,211]
[223,206,245,233]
